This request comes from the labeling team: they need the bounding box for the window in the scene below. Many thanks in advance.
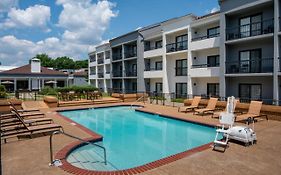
[132,82,137,92]
[176,34,188,50]
[207,83,219,97]
[144,41,151,51]
[176,59,187,76]
[239,84,262,102]
[240,14,262,38]
[155,40,162,49]
[207,26,220,38]
[207,55,220,67]
[239,49,261,73]
[155,83,163,93]
[155,61,162,70]
[176,83,187,98]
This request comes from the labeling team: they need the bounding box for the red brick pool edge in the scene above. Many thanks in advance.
[54,107,214,175]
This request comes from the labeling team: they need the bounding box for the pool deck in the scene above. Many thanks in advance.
[2,102,281,175]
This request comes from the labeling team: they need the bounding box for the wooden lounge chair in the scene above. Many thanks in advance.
[235,101,268,124]
[1,111,63,143]
[178,96,201,113]
[194,98,218,116]
[9,100,39,113]
[1,109,53,128]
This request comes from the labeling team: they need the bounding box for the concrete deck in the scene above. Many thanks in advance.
[2,102,281,175]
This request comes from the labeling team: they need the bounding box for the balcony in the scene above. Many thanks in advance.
[144,45,162,51]
[124,71,137,77]
[98,73,104,78]
[144,47,163,58]
[112,54,122,61]
[97,59,104,64]
[104,71,110,79]
[190,64,220,77]
[112,71,123,78]
[225,58,273,74]
[226,18,274,41]
[144,67,163,78]
[124,51,137,59]
[166,40,188,53]
[192,33,220,41]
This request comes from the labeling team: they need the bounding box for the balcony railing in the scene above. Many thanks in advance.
[192,33,220,41]
[90,56,96,62]
[124,71,137,77]
[175,67,187,76]
[166,40,188,53]
[105,71,110,74]
[225,58,273,74]
[144,45,162,51]
[112,54,122,61]
[124,52,137,58]
[112,71,123,77]
[226,18,274,41]
[144,67,163,71]
[90,72,96,75]
[98,73,104,78]
[97,59,104,64]
[191,63,220,68]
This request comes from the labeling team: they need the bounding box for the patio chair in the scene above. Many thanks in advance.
[194,98,218,116]
[1,109,53,128]
[178,96,201,113]
[10,102,44,116]
[235,101,268,124]
[1,111,63,143]
[9,99,39,113]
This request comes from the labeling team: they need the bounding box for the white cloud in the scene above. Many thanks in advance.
[206,6,220,14]
[0,0,18,13]
[0,0,118,66]
[0,35,89,66]
[57,0,118,44]
[1,5,51,29]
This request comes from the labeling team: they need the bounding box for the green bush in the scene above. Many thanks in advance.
[171,98,185,103]
[0,85,7,98]
[40,86,58,96]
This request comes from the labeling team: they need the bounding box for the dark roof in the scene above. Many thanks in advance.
[0,64,68,76]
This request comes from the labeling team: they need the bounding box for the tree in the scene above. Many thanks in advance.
[54,56,75,69]
[35,53,54,67]
[75,60,88,69]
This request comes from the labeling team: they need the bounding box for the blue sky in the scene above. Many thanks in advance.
[0,0,219,66]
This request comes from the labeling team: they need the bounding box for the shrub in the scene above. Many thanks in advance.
[171,98,185,103]
[56,85,98,93]
[0,85,7,98]
[40,86,58,96]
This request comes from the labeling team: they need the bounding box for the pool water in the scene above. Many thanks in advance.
[60,106,219,171]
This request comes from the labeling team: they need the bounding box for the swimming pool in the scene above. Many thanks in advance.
[60,106,219,171]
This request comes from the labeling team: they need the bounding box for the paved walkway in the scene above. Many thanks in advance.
[2,102,281,175]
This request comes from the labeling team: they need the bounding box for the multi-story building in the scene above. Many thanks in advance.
[219,0,278,104]
[89,0,280,105]
[88,43,111,92]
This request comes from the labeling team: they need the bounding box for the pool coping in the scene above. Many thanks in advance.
[55,104,216,175]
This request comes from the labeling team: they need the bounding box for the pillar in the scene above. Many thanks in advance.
[273,0,279,105]
[14,78,17,92]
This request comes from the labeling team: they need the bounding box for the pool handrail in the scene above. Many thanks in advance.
[131,95,146,108]
[49,130,107,166]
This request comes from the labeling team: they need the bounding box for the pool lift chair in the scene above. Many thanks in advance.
[213,96,236,152]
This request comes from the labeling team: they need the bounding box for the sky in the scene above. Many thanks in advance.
[0,0,219,66]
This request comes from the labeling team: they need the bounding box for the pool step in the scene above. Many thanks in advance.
[66,141,117,171]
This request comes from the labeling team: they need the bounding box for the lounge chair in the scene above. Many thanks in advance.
[1,109,53,128]
[1,111,63,143]
[0,102,45,120]
[9,100,39,113]
[235,101,268,124]
[194,98,218,116]
[178,96,201,113]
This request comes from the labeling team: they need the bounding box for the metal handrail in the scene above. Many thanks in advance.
[49,131,107,166]
[131,95,146,108]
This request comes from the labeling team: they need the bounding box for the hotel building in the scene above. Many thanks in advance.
[89,0,280,105]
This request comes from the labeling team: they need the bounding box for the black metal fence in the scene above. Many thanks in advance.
[166,40,188,53]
